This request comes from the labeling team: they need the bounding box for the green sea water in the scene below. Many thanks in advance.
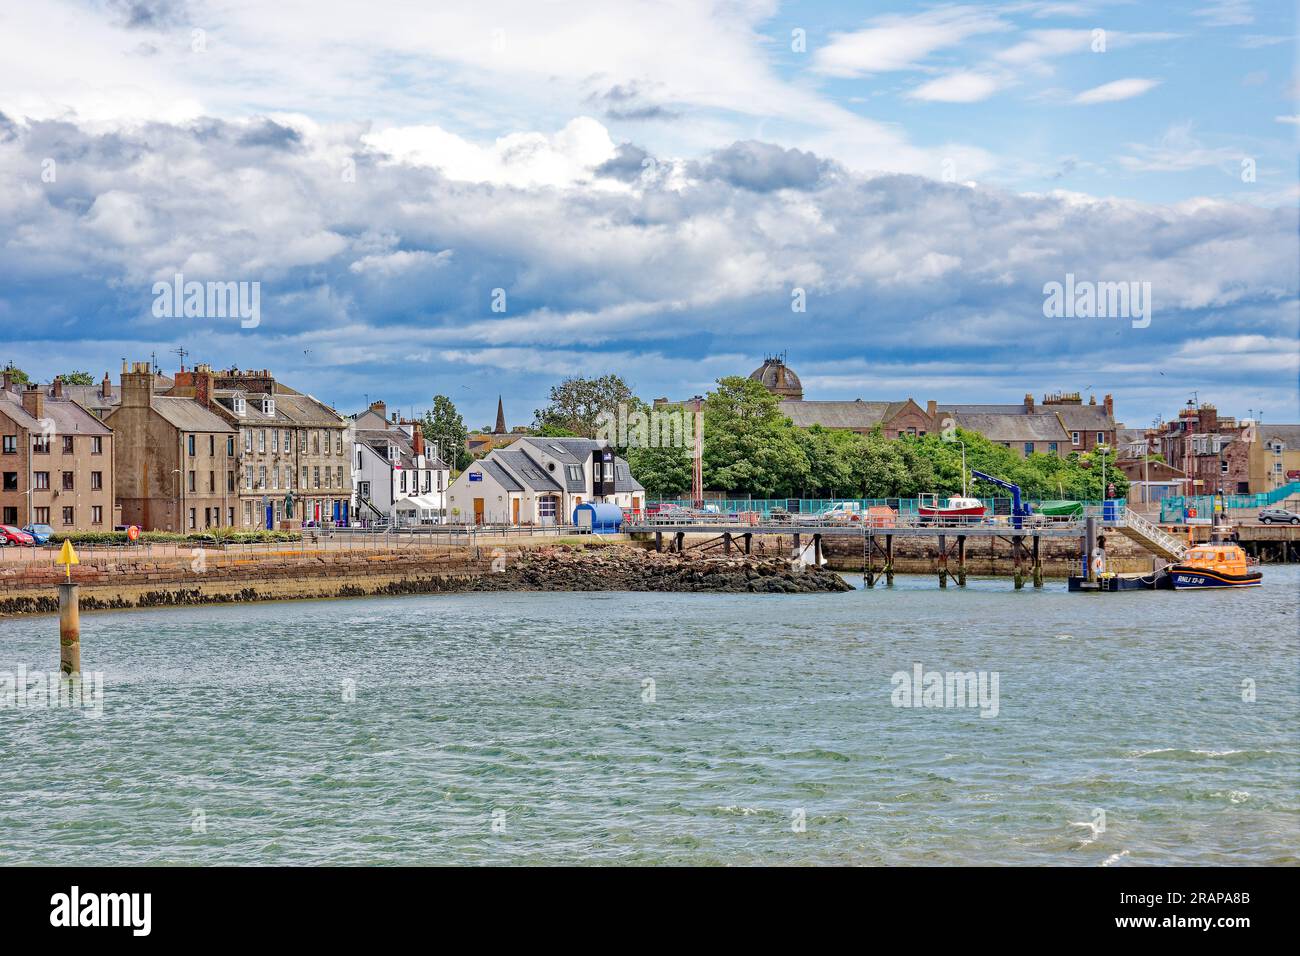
[1,568,1296,865]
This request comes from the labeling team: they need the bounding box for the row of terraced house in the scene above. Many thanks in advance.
[0,362,450,534]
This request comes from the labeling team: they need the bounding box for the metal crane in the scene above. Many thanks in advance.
[970,470,1033,529]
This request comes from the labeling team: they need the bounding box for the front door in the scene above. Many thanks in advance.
[265,505,273,530]
[511,499,520,524]
[632,496,641,513]
[473,498,484,524]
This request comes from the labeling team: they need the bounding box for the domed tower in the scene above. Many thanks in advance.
[749,355,803,401]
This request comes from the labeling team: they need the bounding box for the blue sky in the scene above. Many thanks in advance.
[0,0,1296,430]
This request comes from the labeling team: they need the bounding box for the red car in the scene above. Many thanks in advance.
[0,525,36,547]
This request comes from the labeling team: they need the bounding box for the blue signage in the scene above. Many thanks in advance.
[468,472,483,482]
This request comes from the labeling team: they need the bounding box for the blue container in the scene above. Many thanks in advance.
[1102,499,1119,522]
[573,502,623,534]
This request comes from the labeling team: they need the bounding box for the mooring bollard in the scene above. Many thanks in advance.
[58,583,81,677]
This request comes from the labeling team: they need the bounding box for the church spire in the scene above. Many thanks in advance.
[494,395,506,434]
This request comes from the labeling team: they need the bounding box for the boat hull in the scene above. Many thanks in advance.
[1161,566,1263,590]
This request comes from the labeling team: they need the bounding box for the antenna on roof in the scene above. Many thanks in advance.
[173,347,189,372]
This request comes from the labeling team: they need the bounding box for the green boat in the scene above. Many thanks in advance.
[1036,500,1083,517]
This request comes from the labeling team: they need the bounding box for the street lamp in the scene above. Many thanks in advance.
[955,440,967,497]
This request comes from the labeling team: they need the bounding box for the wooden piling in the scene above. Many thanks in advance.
[743,533,752,555]
[675,531,685,553]
[1032,534,1043,588]
[885,534,894,586]
[58,583,81,677]
[723,532,732,555]
[1013,535,1025,590]
[654,531,663,552]
[957,535,967,587]
[938,534,948,588]
[813,534,822,566]
[793,532,801,560]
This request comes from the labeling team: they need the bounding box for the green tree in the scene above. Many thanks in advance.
[420,395,471,471]
[702,377,809,497]
[3,364,29,385]
[533,374,634,437]
[61,371,95,385]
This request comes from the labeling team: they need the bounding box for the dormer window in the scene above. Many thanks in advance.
[233,396,246,416]
[262,398,275,416]
[387,444,398,461]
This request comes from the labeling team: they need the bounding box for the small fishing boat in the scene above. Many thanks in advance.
[1036,500,1083,518]
[1158,542,1262,590]
[917,493,986,523]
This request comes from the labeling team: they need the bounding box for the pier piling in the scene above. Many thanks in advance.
[1032,535,1043,588]
[58,584,81,677]
[743,533,752,555]
[938,534,948,588]
[674,531,685,553]
[655,531,663,553]
[1013,536,1025,590]
[885,534,894,587]
[793,532,801,561]
[723,532,732,555]
[813,534,822,566]
[957,535,967,587]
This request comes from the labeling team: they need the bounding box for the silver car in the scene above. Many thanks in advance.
[1258,507,1299,525]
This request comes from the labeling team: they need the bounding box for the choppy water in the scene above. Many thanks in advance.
[1,568,1297,865]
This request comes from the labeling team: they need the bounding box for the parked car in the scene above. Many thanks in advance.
[0,525,36,547]
[813,502,863,524]
[21,523,54,544]
[1258,507,1300,525]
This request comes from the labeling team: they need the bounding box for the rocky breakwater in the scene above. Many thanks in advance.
[470,544,854,594]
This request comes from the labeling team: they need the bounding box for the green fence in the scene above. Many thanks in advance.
[651,497,1107,516]
[1158,481,1300,523]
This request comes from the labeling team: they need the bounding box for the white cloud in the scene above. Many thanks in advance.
[1275,115,1300,125]
[813,7,1011,77]
[1193,2,1254,27]
[910,72,1005,103]
[1073,78,1161,104]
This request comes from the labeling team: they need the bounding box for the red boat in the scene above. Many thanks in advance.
[917,494,986,523]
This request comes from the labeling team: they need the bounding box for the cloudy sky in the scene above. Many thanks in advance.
[0,0,1296,429]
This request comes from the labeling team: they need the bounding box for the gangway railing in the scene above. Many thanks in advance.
[1090,505,1187,561]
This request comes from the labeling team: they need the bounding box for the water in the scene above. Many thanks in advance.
[1,569,1296,865]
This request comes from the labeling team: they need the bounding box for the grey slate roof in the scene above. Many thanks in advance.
[1258,424,1300,449]
[778,400,897,430]
[477,459,523,492]
[949,411,1071,443]
[0,390,112,435]
[149,396,235,433]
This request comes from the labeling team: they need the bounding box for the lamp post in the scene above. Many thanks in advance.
[956,440,967,498]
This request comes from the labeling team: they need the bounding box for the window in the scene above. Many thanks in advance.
[244,501,253,526]
[209,435,215,456]
[188,470,196,492]
[401,470,407,493]
[283,431,291,454]
[272,466,278,490]
[1048,442,1058,454]
[227,471,235,492]
[538,496,557,518]
[2,506,15,524]
[313,466,321,488]
[335,433,342,454]
[1097,432,1105,445]
[61,471,74,491]
[62,506,74,526]
[34,471,49,489]
[245,466,254,490]
[2,436,15,454]
[228,507,235,526]
[62,435,74,453]
[258,465,267,489]
[2,472,16,491]
[208,470,215,492]
[91,436,103,455]
[34,506,50,524]
[337,466,344,488]
[1024,443,1034,456]
[33,434,50,454]
[423,471,431,493]
[272,429,279,453]
[313,432,320,454]
[258,430,266,453]
[565,464,582,483]
[189,508,196,530]
[91,505,103,525]
[302,466,309,488]
[188,434,196,456]
[227,437,235,455]
[233,395,246,416]
[263,399,275,416]
[1071,431,1081,445]
[1221,460,1229,474]
[245,430,253,453]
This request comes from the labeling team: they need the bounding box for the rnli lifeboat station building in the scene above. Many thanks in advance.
[446,436,643,525]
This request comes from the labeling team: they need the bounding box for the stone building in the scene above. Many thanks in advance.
[0,373,116,531]
[172,366,353,529]
[349,400,450,526]
[1250,424,1300,492]
[105,362,237,531]
[749,356,804,401]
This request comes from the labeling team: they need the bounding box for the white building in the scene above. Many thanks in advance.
[446,436,644,525]
[349,402,450,526]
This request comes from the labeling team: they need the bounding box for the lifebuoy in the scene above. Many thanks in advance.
[1092,552,1106,575]
[1188,507,1198,519]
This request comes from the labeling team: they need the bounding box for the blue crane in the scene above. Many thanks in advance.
[970,470,1033,529]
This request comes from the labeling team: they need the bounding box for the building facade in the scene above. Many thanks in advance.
[105,362,237,532]
[350,401,450,526]
[0,374,116,531]
[446,437,642,525]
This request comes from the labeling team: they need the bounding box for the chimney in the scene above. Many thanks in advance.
[193,363,214,409]
[1088,394,1097,405]
[1023,393,1034,412]
[1103,393,1113,418]
[369,400,386,420]
[121,361,155,408]
[412,429,424,457]
[21,385,43,420]
[101,372,111,399]
[51,376,63,399]
[926,399,937,419]
[1,369,11,391]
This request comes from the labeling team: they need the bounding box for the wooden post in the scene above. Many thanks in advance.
[813,533,822,566]
[674,531,685,553]
[957,535,967,587]
[655,531,663,552]
[1013,536,1025,590]
[1032,534,1043,588]
[864,530,874,588]
[938,534,948,588]
[723,532,732,555]
[793,532,801,560]
[58,583,81,677]
[743,532,752,555]
[885,534,894,586]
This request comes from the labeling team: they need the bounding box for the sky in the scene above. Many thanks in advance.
[0,0,1296,431]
